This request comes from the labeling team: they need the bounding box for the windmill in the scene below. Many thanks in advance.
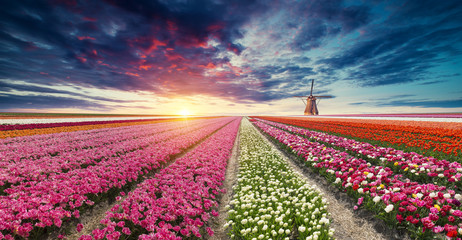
[294,79,333,115]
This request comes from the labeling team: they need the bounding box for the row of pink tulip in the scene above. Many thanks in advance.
[0,119,210,187]
[0,117,235,239]
[79,117,241,240]
[0,124,110,145]
[0,118,167,131]
[252,120,462,239]
[0,119,205,157]
[257,119,462,187]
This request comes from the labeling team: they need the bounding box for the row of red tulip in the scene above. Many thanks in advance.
[258,119,462,188]
[255,116,462,157]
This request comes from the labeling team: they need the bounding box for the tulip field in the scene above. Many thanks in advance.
[250,116,462,239]
[0,114,461,240]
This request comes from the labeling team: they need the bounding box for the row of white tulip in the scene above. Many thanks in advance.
[225,119,334,240]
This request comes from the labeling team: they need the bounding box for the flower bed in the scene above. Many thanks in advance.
[252,119,462,239]
[0,117,210,139]
[0,119,209,188]
[257,118,462,189]
[0,116,178,126]
[226,119,334,240]
[80,117,241,240]
[254,116,462,158]
[0,118,176,131]
[0,117,235,239]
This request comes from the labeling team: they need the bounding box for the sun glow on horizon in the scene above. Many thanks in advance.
[179,109,192,116]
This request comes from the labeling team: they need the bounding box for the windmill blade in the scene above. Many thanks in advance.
[310,79,314,96]
[293,96,309,98]
[314,95,333,98]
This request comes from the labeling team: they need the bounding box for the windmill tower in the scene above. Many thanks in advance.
[294,79,333,115]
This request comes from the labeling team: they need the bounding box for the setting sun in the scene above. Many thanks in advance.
[179,109,191,116]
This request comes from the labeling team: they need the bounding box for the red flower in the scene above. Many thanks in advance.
[446,230,457,238]
[406,216,414,222]
[352,184,359,191]
[429,213,439,221]
[77,223,83,232]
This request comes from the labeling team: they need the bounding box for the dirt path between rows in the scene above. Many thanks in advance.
[250,120,411,240]
[207,124,241,240]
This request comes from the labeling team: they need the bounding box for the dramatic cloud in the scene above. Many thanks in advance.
[319,1,462,87]
[0,93,110,110]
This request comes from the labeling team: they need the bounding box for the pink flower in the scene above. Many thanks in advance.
[421,217,435,229]
[206,227,214,236]
[180,228,190,236]
[432,226,444,233]
[78,235,92,240]
[452,210,462,217]
[357,197,364,206]
[430,207,438,214]
[77,223,84,232]
[406,205,417,212]
[211,210,219,217]
[92,229,106,240]
[121,227,131,235]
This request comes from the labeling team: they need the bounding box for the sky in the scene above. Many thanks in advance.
[1,0,461,115]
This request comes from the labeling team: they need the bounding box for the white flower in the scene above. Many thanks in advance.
[373,196,381,203]
[455,194,462,201]
[319,217,329,225]
[385,204,394,213]
[298,226,306,232]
